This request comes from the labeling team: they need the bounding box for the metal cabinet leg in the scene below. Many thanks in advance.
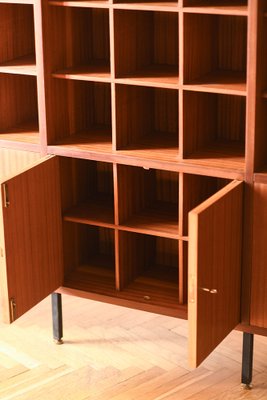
[51,293,63,344]
[241,332,254,389]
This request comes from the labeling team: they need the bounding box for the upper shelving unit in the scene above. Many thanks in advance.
[49,5,111,82]
[114,10,179,88]
[183,13,247,95]
[0,3,36,75]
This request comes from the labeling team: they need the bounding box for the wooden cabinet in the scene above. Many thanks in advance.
[0,0,266,372]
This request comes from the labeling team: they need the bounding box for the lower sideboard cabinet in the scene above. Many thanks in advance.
[0,150,244,368]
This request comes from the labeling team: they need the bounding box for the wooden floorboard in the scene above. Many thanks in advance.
[0,294,267,399]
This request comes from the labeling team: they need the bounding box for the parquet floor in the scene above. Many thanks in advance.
[0,294,267,399]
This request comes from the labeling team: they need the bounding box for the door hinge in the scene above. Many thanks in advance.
[10,298,17,322]
[2,184,10,208]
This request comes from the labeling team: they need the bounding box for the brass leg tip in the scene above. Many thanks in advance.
[54,338,64,345]
[242,383,253,390]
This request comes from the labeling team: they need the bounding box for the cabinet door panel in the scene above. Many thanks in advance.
[0,156,63,323]
[250,183,267,328]
[188,180,243,368]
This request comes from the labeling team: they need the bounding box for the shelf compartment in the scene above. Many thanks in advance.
[63,223,116,293]
[114,10,179,87]
[183,91,246,171]
[184,13,247,93]
[0,74,39,143]
[49,7,110,80]
[183,1,248,16]
[118,231,179,309]
[0,4,36,75]
[60,158,114,226]
[116,84,179,161]
[117,165,179,238]
[48,79,112,152]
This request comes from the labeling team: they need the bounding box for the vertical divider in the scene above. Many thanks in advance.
[33,0,49,155]
[178,172,186,304]
[178,7,184,159]
[109,7,117,151]
[245,0,260,179]
[113,163,121,290]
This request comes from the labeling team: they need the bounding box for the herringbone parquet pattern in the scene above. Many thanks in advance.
[0,294,267,400]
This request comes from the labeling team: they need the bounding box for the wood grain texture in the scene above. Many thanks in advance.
[188,180,243,367]
[0,157,63,323]
[250,183,267,328]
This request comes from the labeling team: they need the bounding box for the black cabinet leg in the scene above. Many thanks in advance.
[241,332,254,389]
[51,293,63,344]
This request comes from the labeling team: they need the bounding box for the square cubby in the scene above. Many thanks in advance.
[116,84,179,160]
[48,80,112,150]
[60,158,114,226]
[0,3,36,73]
[118,231,179,308]
[0,74,39,143]
[183,91,246,169]
[114,10,179,86]
[63,223,116,293]
[184,13,247,93]
[117,165,179,238]
[49,6,110,80]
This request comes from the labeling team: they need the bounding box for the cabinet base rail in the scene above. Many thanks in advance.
[50,295,255,385]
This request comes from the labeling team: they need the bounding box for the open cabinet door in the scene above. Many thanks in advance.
[0,156,63,323]
[188,180,243,368]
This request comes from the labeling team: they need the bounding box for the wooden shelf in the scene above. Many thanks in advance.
[184,141,245,172]
[0,121,39,144]
[52,62,111,82]
[183,1,248,16]
[115,65,179,88]
[113,2,178,12]
[0,54,36,76]
[120,202,179,238]
[184,70,247,96]
[52,129,112,153]
[65,262,116,295]
[49,0,110,8]
[64,197,114,227]
[117,132,179,162]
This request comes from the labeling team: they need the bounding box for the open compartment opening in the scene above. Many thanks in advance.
[114,10,178,87]
[116,84,179,160]
[117,165,179,238]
